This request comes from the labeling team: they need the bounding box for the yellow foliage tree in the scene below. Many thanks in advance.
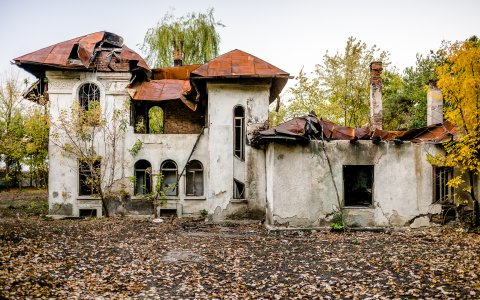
[436,37,480,226]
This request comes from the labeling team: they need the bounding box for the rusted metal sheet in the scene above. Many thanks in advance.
[256,114,456,145]
[152,64,201,80]
[13,31,150,75]
[128,79,191,102]
[191,49,289,78]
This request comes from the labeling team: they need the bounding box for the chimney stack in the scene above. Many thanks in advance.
[173,42,183,66]
[427,80,443,125]
[369,61,383,131]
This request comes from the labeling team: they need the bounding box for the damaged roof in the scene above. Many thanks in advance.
[13,31,150,76]
[255,114,457,145]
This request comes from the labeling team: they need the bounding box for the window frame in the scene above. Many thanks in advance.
[78,82,100,111]
[160,160,178,196]
[185,160,204,196]
[134,160,152,195]
[433,166,454,204]
[233,105,245,160]
[79,158,101,196]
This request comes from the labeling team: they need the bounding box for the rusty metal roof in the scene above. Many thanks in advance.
[152,64,201,80]
[255,114,456,145]
[13,31,150,75]
[191,49,289,78]
[127,79,191,101]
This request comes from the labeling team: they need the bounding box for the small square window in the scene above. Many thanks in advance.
[433,166,454,204]
[343,165,374,207]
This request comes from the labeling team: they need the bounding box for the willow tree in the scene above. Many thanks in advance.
[141,8,224,67]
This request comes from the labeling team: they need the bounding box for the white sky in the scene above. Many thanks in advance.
[1,0,479,87]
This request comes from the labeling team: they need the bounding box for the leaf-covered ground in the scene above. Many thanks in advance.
[1,216,479,299]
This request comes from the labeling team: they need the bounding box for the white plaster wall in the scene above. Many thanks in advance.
[266,140,445,228]
[207,83,270,217]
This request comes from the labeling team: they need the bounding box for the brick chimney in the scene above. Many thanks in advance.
[427,80,443,125]
[369,61,383,130]
[173,42,183,66]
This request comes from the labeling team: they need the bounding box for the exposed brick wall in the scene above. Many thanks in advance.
[164,101,204,134]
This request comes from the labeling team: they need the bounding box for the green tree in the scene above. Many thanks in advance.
[382,51,443,130]
[0,71,26,187]
[52,101,129,217]
[434,37,480,226]
[141,8,224,67]
[277,37,388,127]
[23,106,49,187]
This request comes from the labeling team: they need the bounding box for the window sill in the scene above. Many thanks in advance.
[230,199,248,204]
[343,206,374,209]
[77,196,100,200]
[184,196,206,201]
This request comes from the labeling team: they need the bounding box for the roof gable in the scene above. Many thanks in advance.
[192,49,289,78]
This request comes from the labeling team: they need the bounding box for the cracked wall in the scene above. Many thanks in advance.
[266,140,445,228]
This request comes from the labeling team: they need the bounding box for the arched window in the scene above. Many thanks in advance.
[186,160,203,196]
[148,106,164,134]
[160,160,178,196]
[134,160,152,195]
[233,106,245,160]
[79,83,100,111]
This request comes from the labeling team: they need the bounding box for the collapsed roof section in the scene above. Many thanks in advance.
[254,113,457,146]
[13,31,151,78]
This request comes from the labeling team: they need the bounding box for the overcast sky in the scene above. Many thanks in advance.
[1,0,479,86]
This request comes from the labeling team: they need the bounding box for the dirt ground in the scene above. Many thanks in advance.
[1,190,480,299]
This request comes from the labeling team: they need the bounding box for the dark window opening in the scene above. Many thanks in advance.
[79,159,101,196]
[233,106,245,160]
[79,83,100,111]
[161,160,178,196]
[186,160,204,196]
[135,160,152,195]
[343,165,374,207]
[159,208,178,218]
[434,166,454,204]
[233,179,245,199]
[79,209,97,217]
[68,43,80,60]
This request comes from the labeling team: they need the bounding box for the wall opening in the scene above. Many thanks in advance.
[79,159,101,196]
[233,179,245,199]
[159,208,178,218]
[148,106,164,134]
[79,83,100,111]
[161,160,178,196]
[343,165,374,207]
[433,166,454,204]
[186,160,204,196]
[134,159,152,195]
[79,209,97,218]
[233,106,245,160]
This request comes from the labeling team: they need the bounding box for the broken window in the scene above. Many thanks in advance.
[233,179,245,199]
[79,83,100,111]
[433,166,454,204]
[234,106,245,160]
[148,106,164,134]
[186,160,203,196]
[161,160,178,196]
[134,160,152,195]
[79,159,101,196]
[343,165,374,207]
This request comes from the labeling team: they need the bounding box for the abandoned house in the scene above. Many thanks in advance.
[13,31,479,228]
